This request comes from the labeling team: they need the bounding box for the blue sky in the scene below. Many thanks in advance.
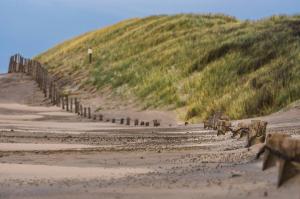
[0,0,300,73]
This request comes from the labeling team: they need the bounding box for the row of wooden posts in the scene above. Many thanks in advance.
[8,54,161,127]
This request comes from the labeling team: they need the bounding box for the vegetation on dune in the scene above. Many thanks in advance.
[35,14,300,122]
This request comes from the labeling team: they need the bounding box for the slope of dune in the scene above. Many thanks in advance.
[35,14,300,122]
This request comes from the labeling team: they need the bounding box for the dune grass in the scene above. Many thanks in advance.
[35,14,300,122]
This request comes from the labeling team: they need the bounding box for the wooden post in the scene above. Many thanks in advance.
[53,84,57,105]
[56,92,60,106]
[8,56,12,73]
[84,107,87,117]
[66,96,69,112]
[70,98,73,112]
[88,48,93,63]
[126,117,131,126]
[43,69,47,97]
[80,105,83,116]
[120,118,124,124]
[74,98,78,113]
[134,119,139,126]
[49,82,53,103]
[62,96,65,110]
[88,107,91,119]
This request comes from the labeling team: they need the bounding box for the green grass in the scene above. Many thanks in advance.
[35,14,300,122]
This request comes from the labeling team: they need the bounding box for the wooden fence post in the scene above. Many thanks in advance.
[66,96,69,112]
[83,107,86,117]
[80,105,83,116]
[134,119,139,126]
[62,96,65,110]
[74,98,78,113]
[126,117,131,126]
[70,98,73,112]
[88,107,91,119]
[99,114,103,121]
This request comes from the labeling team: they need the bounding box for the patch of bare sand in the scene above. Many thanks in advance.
[0,143,97,151]
[0,163,151,180]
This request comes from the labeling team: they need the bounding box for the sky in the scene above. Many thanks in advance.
[0,0,300,73]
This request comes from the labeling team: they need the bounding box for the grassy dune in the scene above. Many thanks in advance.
[35,14,300,122]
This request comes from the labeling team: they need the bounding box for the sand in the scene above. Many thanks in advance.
[0,73,299,199]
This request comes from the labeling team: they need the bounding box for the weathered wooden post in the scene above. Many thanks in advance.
[70,98,73,112]
[88,107,91,119]
[99,114,103,121]
[84,107,87,118]
[126,117,131,126]
[13,55,17,72]
[66,96,69,112]
[80,105,83,116]
[134,119,139,126]
[8,56,12,73]
[88,48,93,64]
[49,82,53,103]
[53,84,57,105]
[55,92,59,107]
[43,69,47,97]
[74,98,78,114]
[153,120,160,127]
[62,96,65,110]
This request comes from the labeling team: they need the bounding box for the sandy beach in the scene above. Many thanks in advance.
[0,73,299,199]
